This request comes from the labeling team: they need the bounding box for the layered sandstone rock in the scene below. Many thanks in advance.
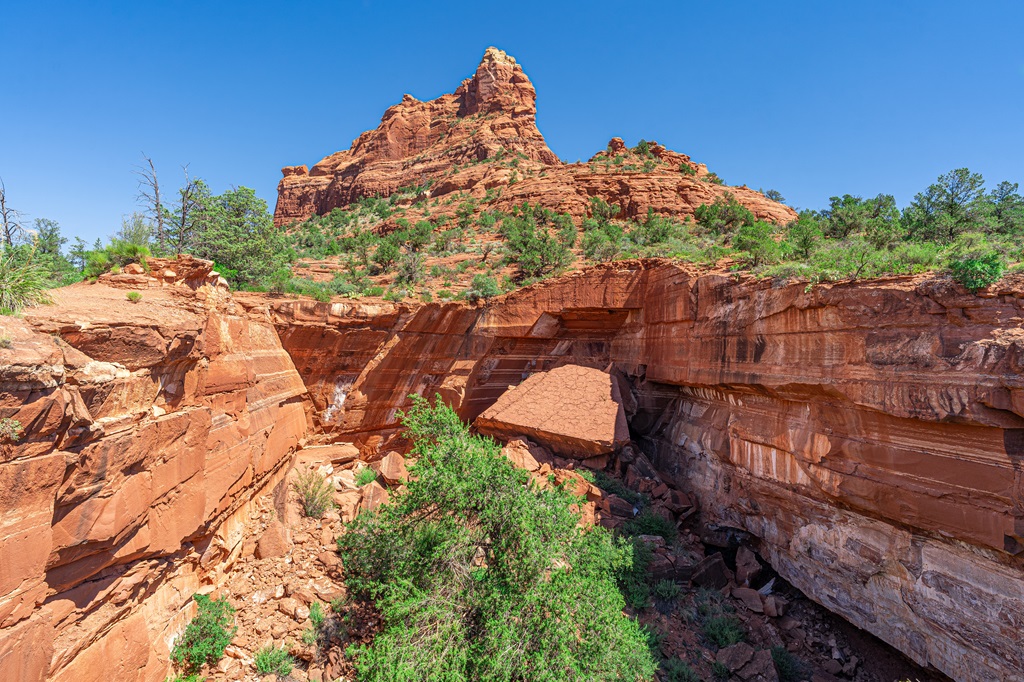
[0,261,307,681]
[250,262,1024,681]
[274,49,795,226]
[475,364,629,458]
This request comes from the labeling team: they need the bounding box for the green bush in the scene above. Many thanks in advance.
[660,658,700,682]
[293,466,335,518]
[309,601,325,629]
[465,273,501,302]
[499,203,576,279]
[653,580,682,602]
[702,615,745,648]
[623,508,677,544]
[950,250,1004,290]
[355,468,377,487]
[771,645,805,682]
[253,645,294,676]
[0,251,52,314]
[712,661,731,679]
[337,396,656,681]
[126,291,142,303]
[170,594,237,675]
[592,471,646,506]
[694,193,754,236]
[733,221,781,267]
[0,418,22,442]
[616,537,654,610]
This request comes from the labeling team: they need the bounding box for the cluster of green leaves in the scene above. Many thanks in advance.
[690,589,744,649]
[254,645,294,676]
[498,202,577,280]
[170,594,237,675]
[293,466,336,518]
[622,509,677,544]
[0,417,23,442]
[465,273,501,302]
[337,396,656,681]
[0,247,52,314]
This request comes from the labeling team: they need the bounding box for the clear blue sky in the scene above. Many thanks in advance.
[3,1,1022,244]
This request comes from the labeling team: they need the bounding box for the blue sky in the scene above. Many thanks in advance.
[2,1,1022,243]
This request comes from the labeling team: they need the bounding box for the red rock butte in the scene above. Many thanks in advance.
[474,364,630,458]
[274,47,796,227]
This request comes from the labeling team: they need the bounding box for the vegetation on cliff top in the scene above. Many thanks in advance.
[3,160,1022,314]
[336,396,656,681]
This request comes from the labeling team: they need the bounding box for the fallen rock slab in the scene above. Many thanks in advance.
[474,365,629,458]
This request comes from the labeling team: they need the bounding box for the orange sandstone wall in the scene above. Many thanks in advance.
[252,261,1024,681]
[0,279,307,681]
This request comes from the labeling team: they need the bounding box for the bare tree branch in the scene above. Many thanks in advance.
[0,177,28,248]
[134,153,164,250]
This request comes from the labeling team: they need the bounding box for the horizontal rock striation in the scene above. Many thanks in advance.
[0,260,307,681]
[252,261,1024,681]
[274,48,795,227]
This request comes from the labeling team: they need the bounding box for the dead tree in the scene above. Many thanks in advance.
[0,178,26,248]
[134,154,165,251]
[170,166,203,254]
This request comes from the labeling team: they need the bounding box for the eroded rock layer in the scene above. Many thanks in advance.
[247,262,1024,681]
[0,260,307,681]
[274,48,796,226]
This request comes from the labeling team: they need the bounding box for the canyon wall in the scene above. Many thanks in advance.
[250,261,1024,681]
[0,265,307,681]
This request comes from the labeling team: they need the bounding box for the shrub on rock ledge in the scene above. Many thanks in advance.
[337,395,655,681]
[170,594,237,675]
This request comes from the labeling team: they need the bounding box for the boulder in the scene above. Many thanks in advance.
[474,365,629,458]
[691,552,732,590]
[359,481,389,511]
[256,521,290,560]
[735,546,761,586]
[372,451,408,485]
[717,642,754,672]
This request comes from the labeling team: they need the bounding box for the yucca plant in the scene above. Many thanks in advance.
[0,250,51,314]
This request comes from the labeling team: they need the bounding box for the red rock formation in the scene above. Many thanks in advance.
[249,263,1024,681]
[274,48,795,227]
[0,260,307,681]
[475,364,629,458]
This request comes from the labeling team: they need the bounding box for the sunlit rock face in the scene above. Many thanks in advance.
[273,48,795,227]
[252,262,1024,681]
[0,259,307,681]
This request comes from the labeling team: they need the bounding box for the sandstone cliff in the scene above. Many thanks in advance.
[0,259,307,681]
[274,48,795,227]
[246,263,1024,682]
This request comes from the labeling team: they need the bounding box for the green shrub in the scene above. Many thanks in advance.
[660,658,700,682]
[253,645,293,676]
[126,291,142,303]
[337,396,656,681]
[679,163,696,176]
[0,418,22,442]
[694,193,754,236]
[355,468,377,487]
[733,221,781,267]
[623,508,677,544]
[465,273,501,302]
[309,601,325,629]
[330,596,346,613]
[592,470,645,506]
[703,615,745,648]
[616,538,654,609]
[653,579,682,602]
[0,336,11,349]
[950,251,1004,290]
[170,594,237,675]
[0,252,52,314]
[712,661,731,679]
[771,645,805,682]
[292,466,335,518]
[499,203,576,279]
[301,627,318,646]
